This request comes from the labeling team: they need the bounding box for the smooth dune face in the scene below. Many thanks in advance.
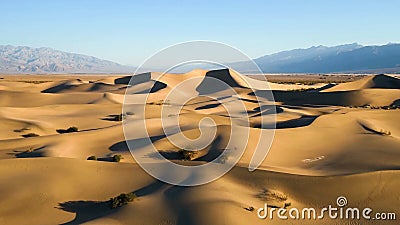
[0,71,399,224]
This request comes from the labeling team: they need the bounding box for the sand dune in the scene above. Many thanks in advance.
[0,70,399,224]
[0,158,399,225]
[323,74,400,92]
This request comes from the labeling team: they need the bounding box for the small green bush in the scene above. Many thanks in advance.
[87,156,97,160]
[112,154,123,162]
[109,192,136,208]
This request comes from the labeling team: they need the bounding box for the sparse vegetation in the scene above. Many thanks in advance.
[148,100,170,105]
[113,114,124,121]
[56,126,79,134]
[244,206,255,212]
[178,149,198,161]
[112,154,123,162]
[353,104,400,110]
[378,129,391,136]
[288,88,316,92]
[67,126,79,132]
[87,156,97,160]
[109,192,136,209]
[22,133,39,138]
[105,114,126,121]
[16,80,52,84]
[257,189,288,202]
[260,74,366,85]
[284,202,291,209]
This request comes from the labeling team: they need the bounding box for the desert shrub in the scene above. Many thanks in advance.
[379,129,391,136]
[288,88,316,92]
[178,149,198,161]
[22,133,39,138]
[114,114,124,121]
[106,114,125,121]
[112,154,123,162]
[66,126,78,132]
[244,206,255,212]
[109,192,136,209]
[87,155,97,160]
[57,126,78,134]
[17,80,51,84]
[148,100,170,105]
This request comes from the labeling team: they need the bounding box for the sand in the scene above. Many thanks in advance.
[0,70,399,224]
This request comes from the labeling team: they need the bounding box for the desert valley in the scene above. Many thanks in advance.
[0,70,399,224]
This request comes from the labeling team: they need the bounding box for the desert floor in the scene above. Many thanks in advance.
[0,70,399,225]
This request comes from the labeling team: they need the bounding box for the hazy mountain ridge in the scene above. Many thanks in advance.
[0,45,135,73]
[251,43,400,73]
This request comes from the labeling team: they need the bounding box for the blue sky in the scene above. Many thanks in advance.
[1,0,399,65]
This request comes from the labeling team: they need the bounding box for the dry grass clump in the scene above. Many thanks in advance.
[109,192,136,208]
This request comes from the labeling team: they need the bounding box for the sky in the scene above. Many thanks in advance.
[1,0,399,65]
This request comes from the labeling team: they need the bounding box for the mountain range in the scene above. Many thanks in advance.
[0,43,399,74]
[251,43,400,73]
[0,45,134,73]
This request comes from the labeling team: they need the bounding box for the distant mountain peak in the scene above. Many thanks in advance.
[0,45,135,74]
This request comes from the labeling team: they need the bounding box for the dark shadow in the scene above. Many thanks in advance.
[56,127,79,134]
[391,99,400,107]
[21,133,40,138]
[134,81,167,94]
[101,114,123,122]
[195,103,220,110]
[275,115,318,129]
[239,98,260,103]
[115,72,150,85]
[11,146,46,158]
[316,83,337,91]
[41,82,75,93]
[254,115,318,129]
[253,89,365,107]
[96,157,113,162]
[196,135,224,162]
[359,123,390,135]
[196,69,242,94]
[109,141,129,152]
[157,151,182,160]
[57,200,115,225]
